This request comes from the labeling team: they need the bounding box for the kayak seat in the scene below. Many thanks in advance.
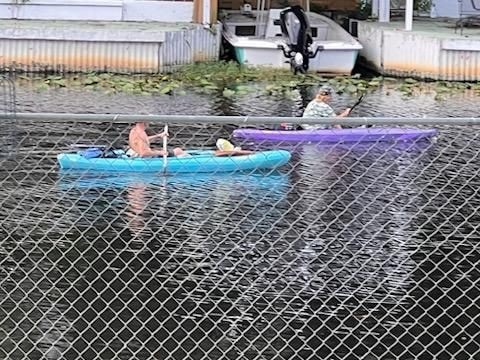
[79,147,121,159]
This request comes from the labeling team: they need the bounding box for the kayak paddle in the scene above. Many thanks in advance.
[162,124,168,173]
[69,144,107,149]
[350,94,365,113]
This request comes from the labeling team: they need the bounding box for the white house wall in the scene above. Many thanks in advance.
[123,1,193,22]
[0,0,194,23]
[430,0,460,18]
[0,0,123,20]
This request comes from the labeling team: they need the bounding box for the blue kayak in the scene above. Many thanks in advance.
[57,149,291,173]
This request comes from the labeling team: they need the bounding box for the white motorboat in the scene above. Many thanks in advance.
[220,3,362,75]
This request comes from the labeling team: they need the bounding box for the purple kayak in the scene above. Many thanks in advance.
[233,128,437,143]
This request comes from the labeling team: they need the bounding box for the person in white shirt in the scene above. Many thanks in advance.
[301,88,351,130]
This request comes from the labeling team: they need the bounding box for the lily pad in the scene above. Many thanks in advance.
[222,88,236,97]
[200,79,215,87]
[122,83,136,92]
[350,79,364,85]
[346,84,358,93]
[84,77,100,85]
[99,73,112,80]
[35,83,50,91]
[160,85,174,94]
[11,60,480,103]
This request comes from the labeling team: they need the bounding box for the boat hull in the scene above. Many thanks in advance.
[57,150,291,173]
[233,128,438,143]
[221,9,362,74]
[230,39,360,74]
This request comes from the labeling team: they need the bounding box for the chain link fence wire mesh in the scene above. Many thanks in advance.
[0,76,15,118]
[1,107,480,359]
[0,75,16,161]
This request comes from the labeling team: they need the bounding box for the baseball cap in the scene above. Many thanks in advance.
[318,87,332,96]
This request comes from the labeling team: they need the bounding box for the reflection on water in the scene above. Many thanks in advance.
[43,170,292,358]
[278,141,435,303]
[1,82,480,359]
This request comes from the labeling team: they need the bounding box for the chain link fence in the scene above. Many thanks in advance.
[1,83,479,358]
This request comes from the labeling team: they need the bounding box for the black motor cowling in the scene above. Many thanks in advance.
[277,5,321,74]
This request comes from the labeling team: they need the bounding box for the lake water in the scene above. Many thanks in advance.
[1,80,479,359]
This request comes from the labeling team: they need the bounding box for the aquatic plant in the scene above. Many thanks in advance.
[13,61,479,100]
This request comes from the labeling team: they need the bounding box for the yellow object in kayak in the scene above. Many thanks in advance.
[216,138,235,151]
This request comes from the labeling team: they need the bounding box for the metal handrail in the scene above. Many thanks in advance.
[2,113,480,126]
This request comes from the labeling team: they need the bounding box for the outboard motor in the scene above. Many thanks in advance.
[277,5,321,74]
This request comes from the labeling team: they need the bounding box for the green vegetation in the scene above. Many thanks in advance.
[14,61,480,99]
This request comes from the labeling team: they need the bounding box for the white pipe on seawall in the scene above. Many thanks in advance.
[372,0,379,18]
[379,0,390,22]
[203,0,211,25]
[405,0,414,31]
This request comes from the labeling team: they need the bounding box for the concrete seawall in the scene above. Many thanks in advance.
[0,20,221,73]
[352,18,480,81]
